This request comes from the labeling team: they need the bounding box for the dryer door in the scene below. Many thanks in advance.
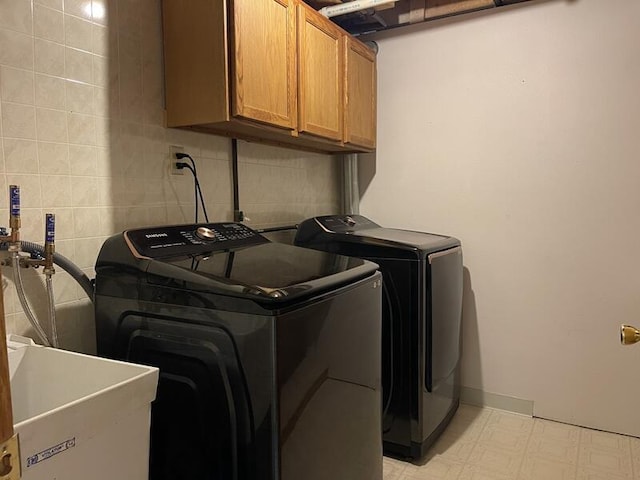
[426,246,463,392]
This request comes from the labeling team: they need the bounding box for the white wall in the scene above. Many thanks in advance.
[0,0,340,352]
[360,0,640,435]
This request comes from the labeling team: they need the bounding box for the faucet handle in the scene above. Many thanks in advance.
[45,213,55,246]
[9,185,20,230]
[43,213,55,274]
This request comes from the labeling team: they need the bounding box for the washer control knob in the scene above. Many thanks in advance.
[195,226,216,241]
[344,216,356,227]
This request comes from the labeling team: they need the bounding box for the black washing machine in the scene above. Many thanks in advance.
[295,215,463,461]
[94,222,383,480]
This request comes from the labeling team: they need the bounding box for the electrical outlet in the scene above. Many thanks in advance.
[169,145,184,175]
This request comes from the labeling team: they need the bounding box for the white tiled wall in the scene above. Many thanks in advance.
[0,0,342,352]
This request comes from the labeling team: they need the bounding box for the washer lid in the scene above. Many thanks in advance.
[97,223,379,303]
[148,242,376,300]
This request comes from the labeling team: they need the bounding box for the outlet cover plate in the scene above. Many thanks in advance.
[169,145,184,175]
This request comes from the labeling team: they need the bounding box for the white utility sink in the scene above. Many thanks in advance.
[7,336,158,480]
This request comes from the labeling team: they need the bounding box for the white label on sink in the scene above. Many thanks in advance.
[27,438,76,467]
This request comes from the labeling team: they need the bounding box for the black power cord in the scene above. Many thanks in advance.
[175,153,209,223]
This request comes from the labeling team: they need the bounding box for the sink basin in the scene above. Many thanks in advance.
[7,336,158,480]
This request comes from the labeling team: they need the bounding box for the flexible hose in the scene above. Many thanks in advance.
[11,251,51,346]
[2,241,94,302]
[46,274,58,348]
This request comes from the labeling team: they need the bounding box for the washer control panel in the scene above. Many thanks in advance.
[125,223,267,258]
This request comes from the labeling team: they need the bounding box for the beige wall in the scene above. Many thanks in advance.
[0,0,340,352]
[360,0,640,434]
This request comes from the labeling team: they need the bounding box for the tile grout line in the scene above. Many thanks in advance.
[513,416,536,480]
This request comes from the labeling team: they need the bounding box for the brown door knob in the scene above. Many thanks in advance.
[621,325,640,345]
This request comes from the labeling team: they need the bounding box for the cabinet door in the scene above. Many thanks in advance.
[231,0,297,130]
[344,37,376,149]
[297,4,344,141]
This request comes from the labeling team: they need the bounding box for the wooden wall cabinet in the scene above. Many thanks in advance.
[344,37,377,150]
[297,4,344,142]
[232,0,297,130]
[162,0,376,153]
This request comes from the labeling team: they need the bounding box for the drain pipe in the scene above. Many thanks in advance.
[231,139,244,222]
[320,0,397,18]
[0,242,94,302]
[19,242,92,301]
[343,153,360,215]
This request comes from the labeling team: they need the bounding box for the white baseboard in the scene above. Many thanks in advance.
[461,386,534,416]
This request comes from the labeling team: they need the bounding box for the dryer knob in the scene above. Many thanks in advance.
[195,227,216,241]
[344,216,356,227]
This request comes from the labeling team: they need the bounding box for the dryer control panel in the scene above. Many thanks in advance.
[315,215,380,233]
[124,223,267,258]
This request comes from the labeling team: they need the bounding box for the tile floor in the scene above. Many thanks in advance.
[383,404,640,480]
